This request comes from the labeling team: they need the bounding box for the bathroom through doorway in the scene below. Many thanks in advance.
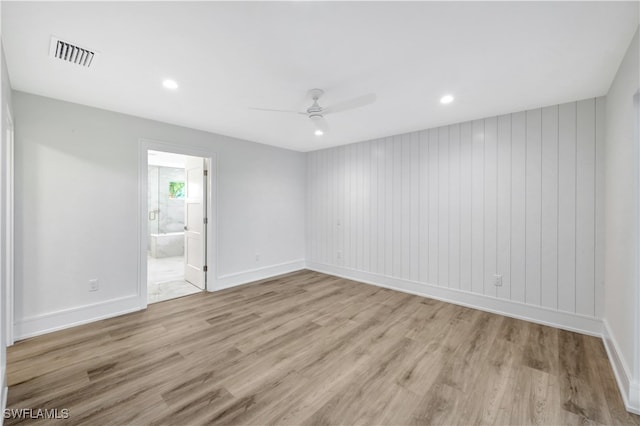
[147,150,208,304]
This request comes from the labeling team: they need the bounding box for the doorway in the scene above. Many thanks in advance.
[147,150,208,304]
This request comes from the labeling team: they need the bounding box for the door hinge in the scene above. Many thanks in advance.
[203,265,208,272]
[203,217,208,224]
[204,169,208,176]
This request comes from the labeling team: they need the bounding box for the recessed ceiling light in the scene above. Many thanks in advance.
[314,129,324,136]
[162,79,178,90]
[440,94,454,104]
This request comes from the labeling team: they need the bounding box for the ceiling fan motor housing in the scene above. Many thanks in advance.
[307,89,325,117]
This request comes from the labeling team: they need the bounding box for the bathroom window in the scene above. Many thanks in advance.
[168,181,185,199]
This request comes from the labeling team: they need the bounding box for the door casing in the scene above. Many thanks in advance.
[4,109,14,346]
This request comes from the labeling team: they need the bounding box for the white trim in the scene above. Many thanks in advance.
[603,320,640,414]
[631,382,640,416]
[138,138,217,307]
[138,142,147,309]
[306,261,603,336]
[14,295,142,341]
[633,89,640,415]
[4,109,12,347]
[213,259,306,290]
[1,381,6,426]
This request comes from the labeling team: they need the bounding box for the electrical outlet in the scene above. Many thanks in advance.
[337,250,342,260]
[255,253,260,262]
[493,274,502,287]
[89,279,99,292]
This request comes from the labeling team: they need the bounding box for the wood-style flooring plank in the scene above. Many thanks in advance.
[5,270,639,425]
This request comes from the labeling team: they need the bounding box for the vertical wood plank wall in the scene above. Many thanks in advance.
[307,97,605,318]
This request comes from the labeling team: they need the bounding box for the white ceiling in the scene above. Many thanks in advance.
[2,2,638,152]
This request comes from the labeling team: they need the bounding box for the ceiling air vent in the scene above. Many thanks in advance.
[49,37,98,67]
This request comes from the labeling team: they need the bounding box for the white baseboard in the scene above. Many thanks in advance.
[306,262,603,337]
[631,383,640,415]
[14,295,143,341]
[213,259,306,290]
[603,320,640,414]
[1,378,6,426]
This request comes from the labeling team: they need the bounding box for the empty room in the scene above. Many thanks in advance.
[0,1,639,424]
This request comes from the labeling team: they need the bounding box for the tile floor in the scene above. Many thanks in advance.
[147,255,201,304]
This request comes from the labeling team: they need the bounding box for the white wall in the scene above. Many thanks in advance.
[603,27,640,414]
[12,91,306,338]
[0,41,13,422]
[306,97,605,335]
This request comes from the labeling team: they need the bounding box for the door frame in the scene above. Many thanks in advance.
[634,89,640,405]
[138,138,216,309]
[4,109,13,346]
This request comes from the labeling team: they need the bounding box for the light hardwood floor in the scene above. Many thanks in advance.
[6,270,640,425]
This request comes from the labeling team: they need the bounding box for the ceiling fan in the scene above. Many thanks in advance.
[249,89,377,136]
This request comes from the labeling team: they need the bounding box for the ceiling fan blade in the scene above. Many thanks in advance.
[311,116,330,134]
[322,93,377,115]
[249,107,306,115]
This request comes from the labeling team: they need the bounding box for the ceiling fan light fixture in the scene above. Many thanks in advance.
[249,89,375,139]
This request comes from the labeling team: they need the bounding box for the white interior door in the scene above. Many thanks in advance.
[184,156,206,289]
